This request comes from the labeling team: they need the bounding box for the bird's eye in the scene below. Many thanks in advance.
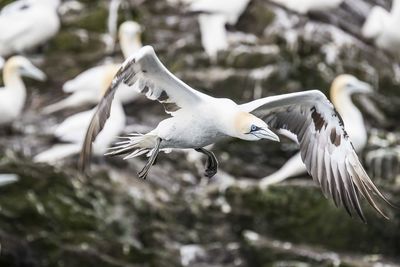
[251,125,258,132]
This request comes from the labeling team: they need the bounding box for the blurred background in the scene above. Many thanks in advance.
[0,0,400,266]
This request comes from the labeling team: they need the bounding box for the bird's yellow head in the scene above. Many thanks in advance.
[119,21,142,57]
[233,112,280,142]
[330,74,373,105]
[4,56,47,83]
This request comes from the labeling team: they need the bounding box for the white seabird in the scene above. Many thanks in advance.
[0,0,60,57]
[34,96,126,164]
[270,0,343,14]
[43,21,142,114]
[0,56,46,126]
[259,75,371,187]
[362,0,400,57]
[80,46,393,222]
[0,174,19,187]
[189,0,251,60]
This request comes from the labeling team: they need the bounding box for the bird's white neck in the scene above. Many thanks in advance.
[331,92,366,151]
[392,0,400,18]
[3,65,27,112]
[120,36,142,59]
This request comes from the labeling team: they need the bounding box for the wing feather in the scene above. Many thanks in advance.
[241,90,394,221]
[79,46,203,170]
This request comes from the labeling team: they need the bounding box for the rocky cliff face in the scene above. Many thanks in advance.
[0,0,399,266]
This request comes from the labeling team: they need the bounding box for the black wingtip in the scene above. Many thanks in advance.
[381,195,400,210]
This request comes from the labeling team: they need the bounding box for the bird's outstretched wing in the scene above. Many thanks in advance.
[79,45,203,171]
[240,90,393,222]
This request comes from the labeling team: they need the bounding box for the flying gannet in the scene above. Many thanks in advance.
[43,21,142,114]
[80,46,393,222]
[0,56,46,126]
[362,0,400,57]
[0,0,60,57]
[259,75,371,187]
[189,0,251,60]
[270,0,343,14]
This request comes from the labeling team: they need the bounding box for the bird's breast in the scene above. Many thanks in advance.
[156,112,227,149]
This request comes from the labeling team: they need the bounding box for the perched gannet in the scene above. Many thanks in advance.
[0,56,46,125]
[80,46,393,222]
[189,0,251,60]
[362,0,400,57]
[259,75,371,187]
[0,0,60,57]
[118,21,143,58]
[43,21,142,114]
[270,0,343,14]
[34,98,126,163]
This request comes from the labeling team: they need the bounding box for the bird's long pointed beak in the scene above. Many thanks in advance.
[259,128,280,142]
[22,64,47,81]
[354,79,373,94]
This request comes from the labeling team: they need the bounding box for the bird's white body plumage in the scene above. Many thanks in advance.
[62,65,120,94]
[0,72,27,125]
[151,98,239,149]
[270,0,343,14]
[0,0,60,57]
[362,0,400,57]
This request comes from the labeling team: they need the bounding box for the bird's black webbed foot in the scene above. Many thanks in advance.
[138,138,161,179]
[195,148,218,178]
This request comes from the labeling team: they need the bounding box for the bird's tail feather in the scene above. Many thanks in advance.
[34,144,81,163]
[106,133,158,160]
